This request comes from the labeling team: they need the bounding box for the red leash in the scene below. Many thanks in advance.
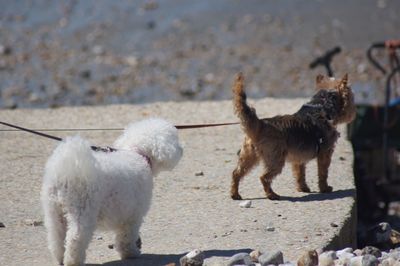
[0,120,243,152]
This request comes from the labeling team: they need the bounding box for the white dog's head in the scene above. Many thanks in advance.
[113,118,183,175]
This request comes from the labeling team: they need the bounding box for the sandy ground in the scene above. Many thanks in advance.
[0,0,399,108]
[0,99,355,265]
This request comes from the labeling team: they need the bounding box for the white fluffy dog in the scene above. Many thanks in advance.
[41,118,182,266]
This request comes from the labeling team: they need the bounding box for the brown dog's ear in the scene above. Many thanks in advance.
[337,73,348,92]
[315,74,326,89]
[316,74,324,84]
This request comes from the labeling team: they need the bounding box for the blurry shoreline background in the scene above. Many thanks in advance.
[0,0,399,108]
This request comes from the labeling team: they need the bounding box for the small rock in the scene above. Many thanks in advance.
[354,249,363,256]
[79,70,91,79]
[318,251,337,266]
[0,222,5,228]
[227,252,253,266]
[142,1,159,10]
[146,20,156,29]
[388,250,400,260]
[330,222,338,227]
[239,200,252,208]
[125,56,139,67]
[92,45,105,55]
[0,44,12,55]
[380,257,396,266]
[362,254,379,266]
[108,244,114,249]
[24,219,43,227]
[266,226,275,232]
[259,250,284,266]
[194,171,204,176]
[297,249,318,266]
[349,256,363,266]
[362,246,381,258]
[96,236,103,240]
[337,247,354,258]
[249,250,261,262]
[180,249,204,266]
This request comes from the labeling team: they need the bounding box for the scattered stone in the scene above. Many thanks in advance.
[361,254,378,266]
[0,222,5,228]
[227,252,253,266]
[239,200,252,208]
[330,222,339,227]
[147,20,156,30]
[142,1,159,11]
[179,249,204,266]
[194,171,204,176]
[79,70,91,79]
[266,226,275,232]
[318,251,337,266]
[249,250,261,262]
[365,222,392,247]
[380,257,396,266]
[336,247,353,258]
[259,250,284,266]
[125,56,139,67]
[361,246,381,258]
[297,249,318,266]
[23,219,43,227]
[92,45,105,55]
[349,256,363,266]
[108,244,114,249]
[0,44,12,55]
[354,249,363,256]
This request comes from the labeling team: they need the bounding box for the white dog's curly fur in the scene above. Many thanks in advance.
[41,118,182,266]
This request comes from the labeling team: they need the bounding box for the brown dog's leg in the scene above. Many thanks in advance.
[231,138,259,200]
[317,149,333,193]
[292,163,311,192]
[259,157,285,200]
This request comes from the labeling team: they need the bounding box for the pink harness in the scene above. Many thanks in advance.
[131,147,152,169]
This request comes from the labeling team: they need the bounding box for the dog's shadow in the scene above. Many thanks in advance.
[244,188,355,202]
[87,248,252,266]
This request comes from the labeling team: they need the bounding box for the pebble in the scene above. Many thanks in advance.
[92,45,105,55]
[361,246,381,258]
[297,249,318,266]
[180,249,204,266]
[239,200,252,208]
[125,56,139,67]
[0,44,12,55]
[227,252,253,266]
[0,222,5,228]
[23,219,43,227]
[194,171,204,176]
[259,250,284,266]
[318,251,337,266]
[349,256,363,266]
[249,250,261,262]
[361,254,378,266]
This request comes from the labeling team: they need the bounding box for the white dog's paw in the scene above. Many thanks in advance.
[119,247,141,259]
[116,238,142,259]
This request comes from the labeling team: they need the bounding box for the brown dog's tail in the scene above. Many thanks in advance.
[232,73,263,140]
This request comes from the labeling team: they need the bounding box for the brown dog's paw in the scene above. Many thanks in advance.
[297,185,311,193]
[319,185,333,193]
[267,192,281,200]
[231,193,243,200]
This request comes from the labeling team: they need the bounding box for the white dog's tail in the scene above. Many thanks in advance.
[43,136,99,197]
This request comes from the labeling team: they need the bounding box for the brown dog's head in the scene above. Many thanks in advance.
[312,74,356,125]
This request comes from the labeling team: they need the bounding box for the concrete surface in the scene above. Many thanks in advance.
[0,98,356,265]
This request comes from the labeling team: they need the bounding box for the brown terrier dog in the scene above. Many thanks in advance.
[231,73,356,200]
